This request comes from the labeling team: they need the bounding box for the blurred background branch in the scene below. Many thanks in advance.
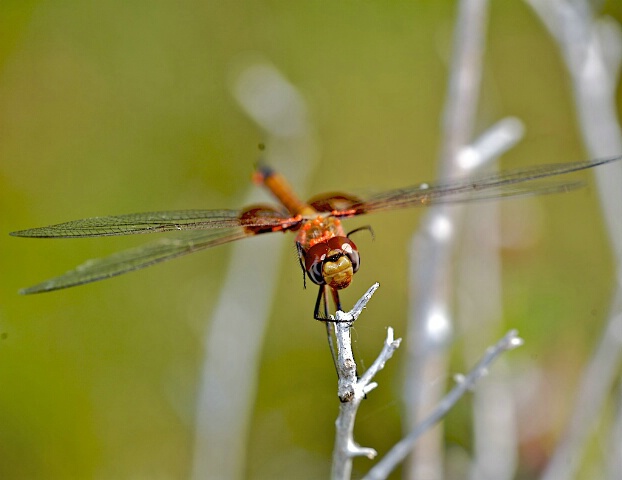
[191,61,318,480]
[523,1,622,479]
[404,1,498,478]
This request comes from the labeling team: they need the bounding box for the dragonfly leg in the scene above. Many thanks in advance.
[313,284,329,321]
[296,241,307,289]
[330,287,343,312]
[347,225,375,241]
[312,285,339,373]
[313,287,356,324]
[325,320,338,375]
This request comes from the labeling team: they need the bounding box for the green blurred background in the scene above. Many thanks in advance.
[1,1,621,478]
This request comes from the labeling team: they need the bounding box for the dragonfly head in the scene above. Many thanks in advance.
[304,237,360,290]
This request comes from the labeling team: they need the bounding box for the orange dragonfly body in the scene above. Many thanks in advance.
[11,157,622,320]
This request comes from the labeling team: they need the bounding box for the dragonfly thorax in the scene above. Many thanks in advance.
[296,215,344,250]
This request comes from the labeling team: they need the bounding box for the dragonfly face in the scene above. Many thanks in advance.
[9,156,622,320]
[303,236,360,290]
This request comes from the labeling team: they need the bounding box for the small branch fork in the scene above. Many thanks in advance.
[329,287,523,480]
[330,283,402,480]
[362,329,523,480]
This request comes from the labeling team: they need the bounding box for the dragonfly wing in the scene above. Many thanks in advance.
[10,208,293,238]
[20,227,254,294]
[357,180,587,213]
[348,157,620,215]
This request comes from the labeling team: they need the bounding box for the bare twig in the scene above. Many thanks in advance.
[364,330,524,480]
[331,283,402,480]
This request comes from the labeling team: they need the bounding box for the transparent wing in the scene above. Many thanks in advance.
[10,208,292,238]
[345,157,621,215]
[19,227,254,294]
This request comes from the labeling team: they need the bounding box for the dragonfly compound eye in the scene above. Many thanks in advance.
[305,243,330,285]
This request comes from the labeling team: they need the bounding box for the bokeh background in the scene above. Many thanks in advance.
[1,1,622,479]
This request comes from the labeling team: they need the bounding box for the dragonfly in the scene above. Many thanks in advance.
[11,156,622,321]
